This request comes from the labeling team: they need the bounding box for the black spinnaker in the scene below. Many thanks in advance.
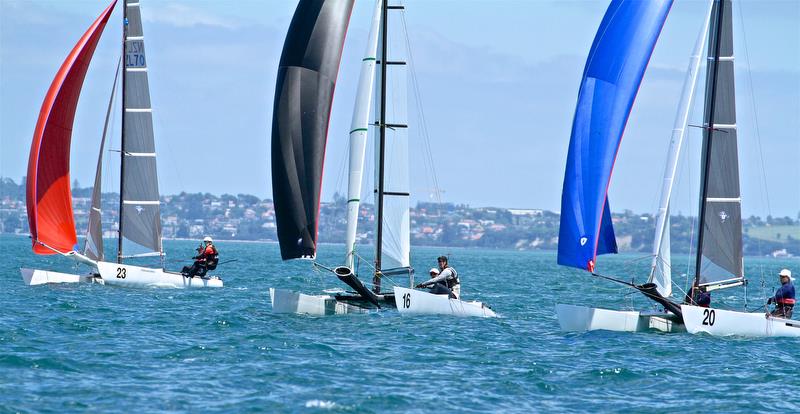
[271,0,355,260]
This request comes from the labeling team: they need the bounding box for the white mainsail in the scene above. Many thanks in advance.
[374,7,410,270]
[345,0,382,269]
[648,0,714,297]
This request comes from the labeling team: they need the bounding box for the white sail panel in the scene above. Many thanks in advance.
[345,0,382,269]
[121,2,162,255]
[648,0,713,297]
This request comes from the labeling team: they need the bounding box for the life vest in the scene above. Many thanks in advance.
[443,267,459,289]
[775,283,795,306]
[205,244,219,268]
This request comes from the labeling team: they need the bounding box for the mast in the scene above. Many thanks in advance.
[117,0,127,263]
[374,0,388,289]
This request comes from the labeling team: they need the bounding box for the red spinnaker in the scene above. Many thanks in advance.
[26,0,117,254]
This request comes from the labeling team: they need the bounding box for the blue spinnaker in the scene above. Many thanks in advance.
[557,0,673,272]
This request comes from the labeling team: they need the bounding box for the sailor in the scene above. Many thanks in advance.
[182,236,219,278]
[684,284,711,307]
[767,268,795,318]
[694,287,711,308]
[416,256,460,299]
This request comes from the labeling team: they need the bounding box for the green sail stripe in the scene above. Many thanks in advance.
[347,199,360,203]
[362,57,376,61]
[349,128,368,134]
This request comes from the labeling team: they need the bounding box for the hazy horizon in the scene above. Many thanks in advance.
[2,0,798,218]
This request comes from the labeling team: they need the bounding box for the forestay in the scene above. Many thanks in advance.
[557,0,673,272]
[25,0,117,255]
[695,0,743,287]
[120,1,163,257]
[271,0,355,261]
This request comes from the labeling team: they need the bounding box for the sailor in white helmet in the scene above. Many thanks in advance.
[767,268,795,318]
[415,256,460,299]
[182,236,219,278]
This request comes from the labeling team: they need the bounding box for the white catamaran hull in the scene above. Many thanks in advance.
[20,268,100,286]
[393,287,497,318]
[681,305,800,337]
[269,288,370,315]
[556,304,685,333]
[96,261,222,289]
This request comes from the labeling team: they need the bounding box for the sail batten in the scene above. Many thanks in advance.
[26,0,117,255]
[272,0,355,261]
[557,0,673,271]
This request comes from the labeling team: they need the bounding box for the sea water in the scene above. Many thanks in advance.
[1,234,798,413]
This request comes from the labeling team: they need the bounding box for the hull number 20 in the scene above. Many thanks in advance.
[702,309,716,326]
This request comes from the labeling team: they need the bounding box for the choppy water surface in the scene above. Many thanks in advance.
[1,234,798,413]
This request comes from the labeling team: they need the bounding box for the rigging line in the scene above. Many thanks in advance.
[735,0,769,282]
[622,254,655,266]
[333,126,350,202]
[150,103,185,197]
[589,272,637,288]
[354,251,376,272]
[400,10,442,204]
[104,55,122,197]
[347,252,403,288]
[684,122,696,294]
[311,261,329,288]
[736,0,772,220]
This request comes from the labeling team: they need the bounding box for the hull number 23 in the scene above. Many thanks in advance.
[116,267,127,279]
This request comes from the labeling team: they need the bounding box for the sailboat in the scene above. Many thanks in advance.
[555,0,798,337]
[677,0,799,337]
[555,0,695,333]
[268,0,495,317]
[21,0,222,289]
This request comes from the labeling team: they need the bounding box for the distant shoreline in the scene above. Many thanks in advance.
[3,233,796,260]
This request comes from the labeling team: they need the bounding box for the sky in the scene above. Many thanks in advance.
[1,0,798,218]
